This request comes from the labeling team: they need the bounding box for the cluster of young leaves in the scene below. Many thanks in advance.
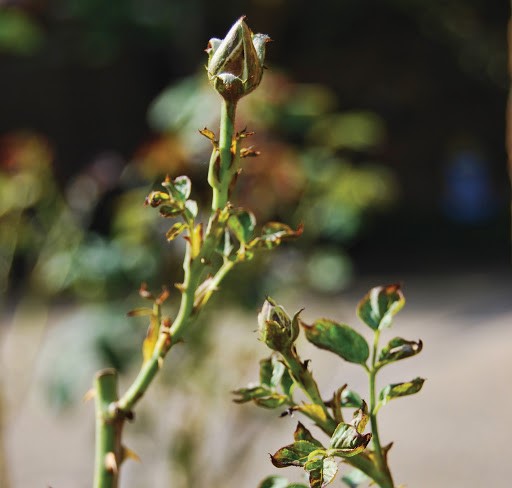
[144,171,302,271]
[235,284,424,488]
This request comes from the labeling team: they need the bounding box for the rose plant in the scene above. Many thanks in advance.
[88,18,423,488]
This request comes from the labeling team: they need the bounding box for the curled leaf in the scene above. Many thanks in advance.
[329,422,371,457]
[127,307,153,317]
[350,401,369,434]
[271,440,321,468]
[144,191,169,207]
[232,385,286,409]
[199,127,217,146]
[248,222,304,250]
[162,175,191,202]
[378,337,423,367]
[240,146,260,158]
[357,284,405,330]
[233,386,273,403]
[166,222,187,242]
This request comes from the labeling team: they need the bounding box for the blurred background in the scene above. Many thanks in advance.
[0,1,510,487]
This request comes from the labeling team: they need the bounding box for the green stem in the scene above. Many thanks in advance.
[369,330,394,488]
[94,369,123,488]
[212,99,237,210]
[93,84,241,488]
[281,348,337,434]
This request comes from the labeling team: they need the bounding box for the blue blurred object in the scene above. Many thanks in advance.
[442,150,497,224]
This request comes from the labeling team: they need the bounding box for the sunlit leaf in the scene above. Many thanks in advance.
[357,284,405,330]
[377,337,423,367]
[303,319,369,365]
[142,312,160,364]
[144,191,170,207]
[378,377,425,407]
[185,199,198,219]
[293,422,324,447]
[296,404,331,426]
[228,208,256,244]
[126,307,153,317]
[232,386,273,403]
[329,422,371,457]
[248,222,304,250]
[166,222,187,242]
[199,127,217,145]
[271,440,321,468]
[304,455,338,488]
[254,394,288,409]
[350,402,369,434]
[162,175,192,202]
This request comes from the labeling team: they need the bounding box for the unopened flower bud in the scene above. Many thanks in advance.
[206,17,270,102]
[258,298,299,352]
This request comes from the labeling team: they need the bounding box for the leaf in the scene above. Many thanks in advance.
[258,477,308,488]
[341,469,369,488]
[126,307,153,317]
[259,357,274,388]
[254,394,288,409]
[271,440,320,468]
[258,476,289,488]
[162,175,192,202]
[240,146,261,158]
[350,402,369,434]
[166,222,187,242]
[304,456,338,488]
[280,368,295,398]
[142,312,160,364]
[296,404,331,426]
[248,222,304,250]
[199,127,217,145]
[378,337,423,367]
[232,386,273,403]
[228,208,256,244]
[218,228,234,258]
[293,422,324,447]
[329,423,371,457]
[357,284,405,330]
[303,319,369,365]
[185,199,198,218]
[144,190,170,207]
[232,386,286,409]
[341,389,363,408]
[159,204,184,218]
[378,377,425,407]
[190,223,203,258]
